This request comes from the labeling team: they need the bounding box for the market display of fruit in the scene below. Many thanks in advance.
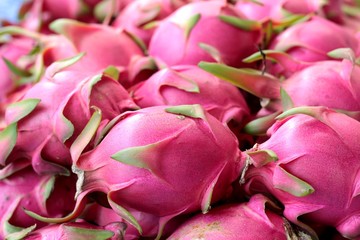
[1,0,360,239]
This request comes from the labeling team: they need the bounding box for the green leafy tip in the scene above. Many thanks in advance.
[327,48,356,63]
[243,49,286,63]
[70,107,102,162]
[275,106,328,121]
[3,58,32,77]
[0,26,42,40]
[6,98,41,124]
[4,224,36,240]
[163,70,200,93]
[0,123,18,166]
[243,111,281,136]
[198,43,222,63]
[280,87,294,111]
[103,65,120,80]
[246,149,278,167]
[49,18,84,35]
[182,13,201,39]
[274,166,315,197]
[165,104,207,120]
[111,144,152,170]
[108,197,143,235]
[219,15,261,31]
[47,52,85,77]
[198,61,280,99]
[42,176,56,202]
[63,225,115,240]
[125,30,148,55]
[201,164,226,214]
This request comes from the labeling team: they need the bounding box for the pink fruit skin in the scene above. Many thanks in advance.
[282,60,360,112]
[131,65,250,125]
[24,221,125,240]
[235,0,285,22]
[270,17,359,64]
[168,194,289,240]
[81,203,182,239]
[51,21,144,75]
[75,105,242,236]
[236,0,343,23]
[0,38,34,102]
[3,63,138,174]
[243,109,360,239]
[148,1,261,68]
[113,0,187,46]
[42,0,86,19]
[40,35,79,67]
[0,167,76,239]
[257,59,360,117]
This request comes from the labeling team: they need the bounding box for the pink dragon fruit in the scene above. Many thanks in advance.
[168,194,312,240]
[0,30,80,129]
[0,37,34,103]
[0,55,138,175]
[269,16,360,65]
[278,59,360,114]
[234,0,302,23]
[112,0,188,46]
[2,17,151,90]
[93,0,136,23]
[72,104,242,238]
[24,221,126,240]
[148,0,262,68]
[118,55,160,89]
[200,53,360,125]
[242,106,360,239]
[27,104,243,239]
[0,166,76,239]
[235,0,344,23]
[131,65,250,128]
[41,0,92,20]
[80,203,141,239]
[81,202,184,239]
[17,0,100,33]
[340,0,360,32]
[48,19,145,77]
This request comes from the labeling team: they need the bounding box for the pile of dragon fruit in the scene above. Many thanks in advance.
[1,0,360,239]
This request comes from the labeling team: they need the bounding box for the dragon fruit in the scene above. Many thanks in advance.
[18,0,101,33]
[236,0,344,23]
[2,0,360,238]
[118,55,160,89]
[278,59,360,115]
[48,19,144,76]
[0,37,35,103]
[242,106,360,239]
[148,0,262,68]
[0,31,80,129]
[0,55,138,175]
[168,194,312,240]
[340,0,360,32]
[41,0,92,20]
[200,52,360,126]
[234,0,307,23]
[71,104,242,238]
[131,65,250,128]
[112,0,188,45]
[24,221,126,240]
[93,0,136,23]
[27,104,243,239]
[269,16,360,65]
[0,166,76,239]
[81,202,184,239]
